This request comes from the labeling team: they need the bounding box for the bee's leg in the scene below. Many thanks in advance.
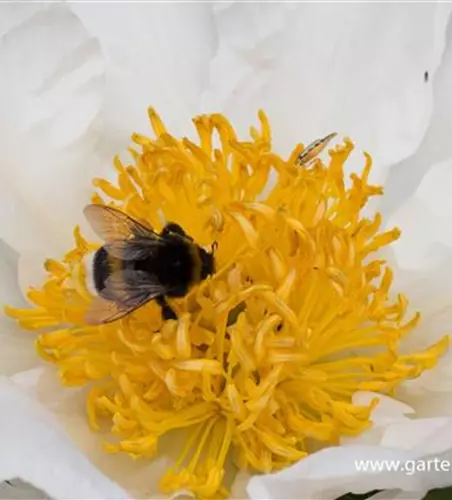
[156,296,178,320]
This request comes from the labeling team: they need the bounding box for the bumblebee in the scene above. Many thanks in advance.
[296,132,337,165]
[83,204,215,324]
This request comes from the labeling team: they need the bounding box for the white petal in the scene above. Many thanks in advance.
[0,3,105,255]
[202,3,451,183]
[0,377,128,499]
[386,158,452,277]
[342,394,413,448]
[0,480,50,499]
[0,3,41,38]
[353,392,415,422]
[16,251,49,297]
[382,418,452,492]
[0,240,41,376]
[69,2,216,156]
[0,240,26,317]
[399,337,452,399]
[230,472,253,499]
[247,445,421,500]
[0,325,39,378]
[385,197,451,273]
[384,158,452,342]
[381,418,451,452]
[382,16,452,218]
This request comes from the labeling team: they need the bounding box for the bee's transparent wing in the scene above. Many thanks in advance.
[104,237,166,261]
[102,270,168,303]
[84,297,141,325]
[85,270,168,324]
[83,204,160,242]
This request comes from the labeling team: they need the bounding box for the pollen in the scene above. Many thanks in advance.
[6,109,449,498]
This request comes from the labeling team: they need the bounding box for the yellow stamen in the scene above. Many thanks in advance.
[5,109,449,498]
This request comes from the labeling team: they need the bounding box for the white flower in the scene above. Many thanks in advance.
[2,2,452,500]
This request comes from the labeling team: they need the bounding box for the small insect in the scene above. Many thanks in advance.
[83,204,216,324]
[424,70,429,82]
[296,132,337,166]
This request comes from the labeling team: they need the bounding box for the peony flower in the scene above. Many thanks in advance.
[2,2,452,500]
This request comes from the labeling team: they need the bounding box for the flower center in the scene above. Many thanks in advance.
[6,109,448,498]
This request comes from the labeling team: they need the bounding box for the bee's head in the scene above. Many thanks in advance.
[199,242,217,280]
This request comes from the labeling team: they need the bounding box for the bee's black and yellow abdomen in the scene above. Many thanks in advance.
[93,246,124,297]
[92,246,110,294]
